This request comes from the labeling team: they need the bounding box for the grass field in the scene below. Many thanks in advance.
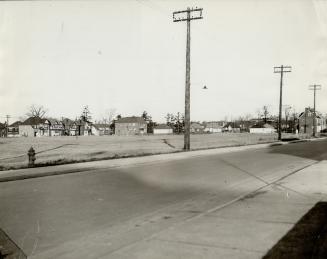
[0,133,310,170]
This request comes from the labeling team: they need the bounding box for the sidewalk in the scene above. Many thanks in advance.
[0,142,275,182]
[106,160,327,259]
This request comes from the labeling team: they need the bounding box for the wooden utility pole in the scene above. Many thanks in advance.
[173,7,203,150]
[5,115,10,137]
[274,65,292,141]
[309,84,322,137]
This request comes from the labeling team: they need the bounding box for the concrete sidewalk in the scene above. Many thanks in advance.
[0,142,275,182]
[106,160,327,259]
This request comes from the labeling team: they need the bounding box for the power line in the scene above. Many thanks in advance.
[274,65,292,141]
[173,7,203,150]
[309,84,322,137]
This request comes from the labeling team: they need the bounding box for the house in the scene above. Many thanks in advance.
[299,107,326,134]
[190,122,205,134]
[62,118,78,136]
[19,117,50,137]
[153,124,173,135]
[76,119,92,136]
[7,121,22,137]
[204,121,223,133]
[250,123,276,134]
[48,119,64,136]
[223,122,241,133]
[115,116,147,135]
[92,123,112,136]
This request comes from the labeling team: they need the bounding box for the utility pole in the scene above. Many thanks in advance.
[173,7,203,150]
[5,115,10,137]
[309,84,322,137]
[274,65,292,141]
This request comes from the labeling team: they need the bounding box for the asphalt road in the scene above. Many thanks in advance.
[0,139,326,258]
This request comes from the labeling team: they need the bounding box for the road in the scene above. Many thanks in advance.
[0,139,326,258]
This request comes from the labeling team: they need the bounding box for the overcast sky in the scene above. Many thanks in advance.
[1,0,327,123]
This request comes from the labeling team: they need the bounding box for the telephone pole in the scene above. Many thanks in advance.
[5,115,10,138]
[274,65,292,141]
[309,84,322,137]
[173,7,203,150]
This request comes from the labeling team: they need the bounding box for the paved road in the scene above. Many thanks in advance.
[0,139,326,258]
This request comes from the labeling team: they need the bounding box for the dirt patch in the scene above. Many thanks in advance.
[263,202,327,259]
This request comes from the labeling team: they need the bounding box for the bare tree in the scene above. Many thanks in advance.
[26,104,48,118]
[107,108,116,124]
[262,106,270,123]
[100,108,117,124]
[255,109,261,121]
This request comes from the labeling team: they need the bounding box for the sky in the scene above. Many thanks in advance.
[1,0,327,124]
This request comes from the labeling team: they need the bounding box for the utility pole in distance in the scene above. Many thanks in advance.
[309,84,322,137]
[5,115,10,138]
[173,7,203,150]
[274,65,292,141]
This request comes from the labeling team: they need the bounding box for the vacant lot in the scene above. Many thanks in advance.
[0,133,310,170]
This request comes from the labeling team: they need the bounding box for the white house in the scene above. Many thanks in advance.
[204,121,223,133]
[250,123,276,134]
[153,124,173,134]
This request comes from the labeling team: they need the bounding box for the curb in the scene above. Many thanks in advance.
[0,142,276,183]
[0,137,325,183]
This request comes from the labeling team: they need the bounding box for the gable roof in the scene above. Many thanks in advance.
[47,118,63,125]
[9,121,22,127]
[116,116,146,124]
[22,117,49,125]
[62,118,75,127]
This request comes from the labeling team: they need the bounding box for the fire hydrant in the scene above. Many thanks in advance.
[28,147,36,167]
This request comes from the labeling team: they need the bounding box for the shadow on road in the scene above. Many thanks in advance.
[263,202,327,259]
[269,139,327,161]
[0,168,204,256]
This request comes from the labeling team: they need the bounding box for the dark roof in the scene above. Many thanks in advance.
[224,122,240,128]
[251,123,275,129]
[0,122,5,129]
[62,118,75,127]
[22,117,48,125]
[48,118,63,125]
[154,124,172,130]
[9,121,22,127]
[116,116,146,124]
